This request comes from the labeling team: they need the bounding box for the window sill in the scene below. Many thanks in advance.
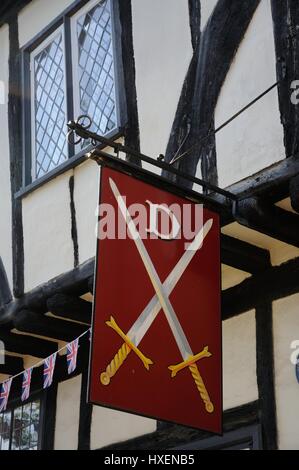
[15,131,123,200]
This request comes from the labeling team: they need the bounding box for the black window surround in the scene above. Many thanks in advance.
[17,0,126,199]
[0,392,44,451]
[173,425,262,450]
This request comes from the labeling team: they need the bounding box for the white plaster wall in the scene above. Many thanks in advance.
[54,375,81,450]
[0,25,13,290]
[215,0,285,188]
[22,172,74,291]
[74,160,100,265]
[90,406,156,449]
[273,295,299,450]
[131,0,192,169]
[221,264,251,291]
[223,310,258,410]
[18,0,72,47]
[223,222,299,266]
[201,0,218,30]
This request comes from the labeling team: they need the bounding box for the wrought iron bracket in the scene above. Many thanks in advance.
[67,119,237,207]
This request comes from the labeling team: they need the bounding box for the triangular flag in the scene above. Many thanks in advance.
[66,338,79,375]
[22,368,33,402]
[43,353,57,389]
[0,378,13,412]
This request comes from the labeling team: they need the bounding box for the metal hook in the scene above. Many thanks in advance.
[67,129,82,146]
[77,114,92,130]
[67,115,93,146]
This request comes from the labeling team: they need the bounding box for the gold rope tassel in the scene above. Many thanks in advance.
[100,343,131,386]
[189,363,214,413]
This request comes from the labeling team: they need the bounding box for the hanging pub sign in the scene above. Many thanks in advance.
[88,166,222,433]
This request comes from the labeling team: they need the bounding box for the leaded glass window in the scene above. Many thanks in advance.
[73,0,117,146]
[29,0,118,181]
[0,399,41,451]
[31,30,67,179]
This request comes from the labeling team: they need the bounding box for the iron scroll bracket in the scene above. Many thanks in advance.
[67,119,237,208]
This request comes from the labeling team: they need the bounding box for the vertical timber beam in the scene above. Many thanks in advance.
[164,0,260,188]
[116,0,140,165]
[271,0,299,159]
[8,15,24,297]
[255,303,277,449]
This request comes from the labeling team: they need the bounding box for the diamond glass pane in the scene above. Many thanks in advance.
[76,0,117,145]
[34,33,67,178]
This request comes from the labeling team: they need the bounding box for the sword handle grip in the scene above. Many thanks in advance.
[189,364,214,413]
[100,343,131,386]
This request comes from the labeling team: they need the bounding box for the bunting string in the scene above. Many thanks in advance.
[0,328,91,412]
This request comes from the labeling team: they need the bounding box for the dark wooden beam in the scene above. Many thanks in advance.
[102,401,259,450]
[47,294,92,325]
[222,256,299,318]
[220,156,299,205]
[255,304,277,450]
[0,355,23,376]
[0,258,94,325]
[78,356,92,450]
[234,198,299,248]
[0,0,31,26]
[88,276,94,294]
[117,0,141,165]
[0,329,58,357]
[69,176,79,268]
[8,16,24,297]
[271,0,299,159]
[164,0,260,188]
[221,235,271,273]
[13,310,88,342]
[188,0,201,51]
[41,382,58,450]
[290,174,299,212]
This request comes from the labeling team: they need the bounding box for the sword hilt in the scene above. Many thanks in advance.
[168,347,214,413]
[100,343,131,385]
[189,363,214,413]
[168,346,211,378]
[100,316,153,386]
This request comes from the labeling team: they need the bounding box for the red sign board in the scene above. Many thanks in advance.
[89,167,222,433]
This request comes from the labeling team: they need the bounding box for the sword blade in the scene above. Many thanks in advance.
[128,219,213,346]
[110,178,207,360]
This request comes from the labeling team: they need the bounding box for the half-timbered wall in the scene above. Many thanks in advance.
[215,0,285,187]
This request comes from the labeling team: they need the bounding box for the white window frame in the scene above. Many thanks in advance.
[30,26,68,181]
[70,0,118,141]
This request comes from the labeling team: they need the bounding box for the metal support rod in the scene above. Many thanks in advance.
[67,121,237,201]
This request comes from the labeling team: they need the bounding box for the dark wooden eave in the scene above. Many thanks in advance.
[0,355,23,376]
[234,198,299,248]
[221,235,271,274]
[0,329,58,357]
[0,0,31,26]
[222,255,299,319]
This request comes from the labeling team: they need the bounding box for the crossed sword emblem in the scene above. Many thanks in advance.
[100,178,214,413]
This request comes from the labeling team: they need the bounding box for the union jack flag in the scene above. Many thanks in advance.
[43,353,57,389]
[66,338,79,375]
[0,378,13,412]
[22,368,32,402]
